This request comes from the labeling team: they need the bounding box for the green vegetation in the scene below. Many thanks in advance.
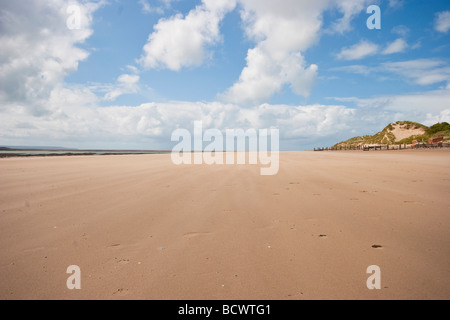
[337,135,371,146]
[333,121,450,148]
[420,122,450,142]
[396,121,427,130]
[426,122,450,135]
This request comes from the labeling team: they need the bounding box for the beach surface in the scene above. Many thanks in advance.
[1,150,449,300]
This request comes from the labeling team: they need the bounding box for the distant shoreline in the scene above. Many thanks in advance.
[0,149,172,158]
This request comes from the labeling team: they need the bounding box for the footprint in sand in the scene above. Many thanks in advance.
[183,232,212,239]
[117,259,130,265]
[23,247,45,253]
[112,288,129,296]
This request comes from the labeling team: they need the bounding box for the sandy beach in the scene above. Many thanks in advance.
[0,150,449,300]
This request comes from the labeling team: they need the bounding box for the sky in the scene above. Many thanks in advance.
[1,0,450,150]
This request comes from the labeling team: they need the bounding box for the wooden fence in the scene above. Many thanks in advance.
[314,142,450,152]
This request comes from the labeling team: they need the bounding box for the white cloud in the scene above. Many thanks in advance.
[423,109,450,126]
[388,0,405,9]
[139,0,181,15]
[126,65,140,74]
[220,0,332,105]
[330,65,371,75]
[138,0,370,106]
[221,0,375,105]
[139,0,236,71]
[392,25,410,37]
[337,40,379,60]
[0,97,359,149]
[435,11,450,33]
[139,0,164,15]
[0,0,104,114]
[382,59,450,86]
[330,0,371,34]
[332,59,450,87]
[158,0,180,7]
[3,88,449,150]
[382,38,408,55]
[118,74,140,86]
[139,0,152,13]
[220,47,319,105]
[336,89,450,123]
[104,74,140,101]
[411,41,422,50]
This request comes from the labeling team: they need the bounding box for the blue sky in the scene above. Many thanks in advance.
[1,0,450,150]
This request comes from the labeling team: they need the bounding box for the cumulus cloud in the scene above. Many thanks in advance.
[137,0,371,106]
[220,47,319,106]
[220,0,331,105]
[0,97,359,149]
[221,0,375,105]
[3,89,449,150]
[0,0,103,114]
[337,40,379,60]
[382,38,408,54]
[139,0,236,71]
[435,11,450,33]
[138,0,370,106]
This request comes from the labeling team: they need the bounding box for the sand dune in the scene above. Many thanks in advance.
[0,150,449,300]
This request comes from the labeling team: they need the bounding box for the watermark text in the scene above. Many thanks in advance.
[171,122,279,176]
[66,265,81,290]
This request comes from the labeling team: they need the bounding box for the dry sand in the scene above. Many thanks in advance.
[0,150,449,300]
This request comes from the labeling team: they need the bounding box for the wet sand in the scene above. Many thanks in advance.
[0,150,449,300]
